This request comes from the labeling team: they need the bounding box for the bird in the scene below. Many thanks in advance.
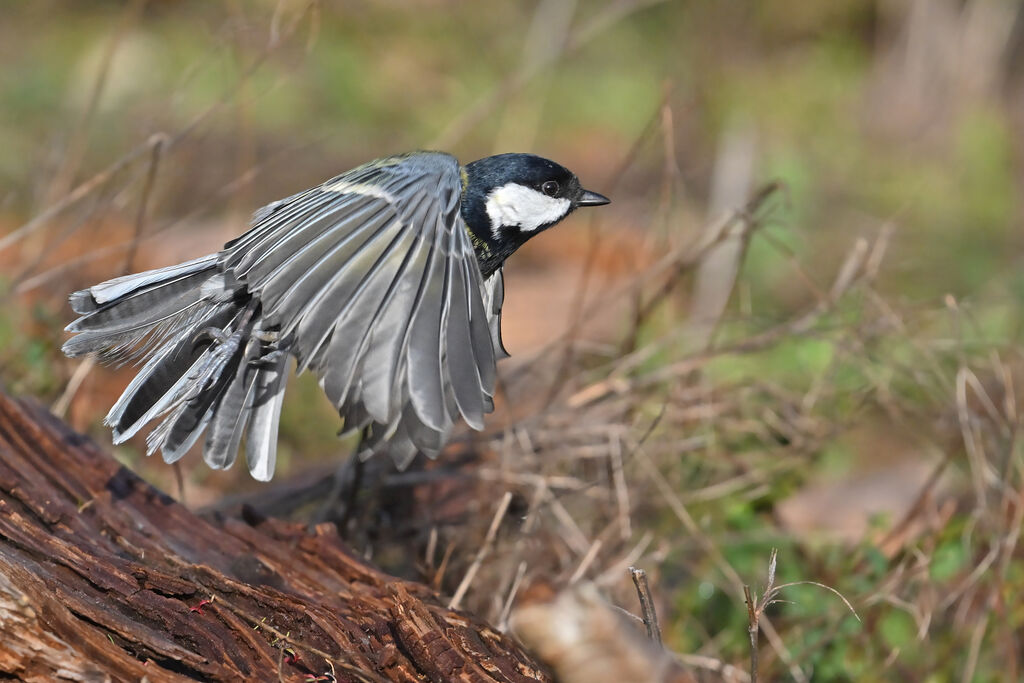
[63,151,609,481]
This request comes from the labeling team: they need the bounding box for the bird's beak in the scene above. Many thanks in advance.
[577,189,610,207]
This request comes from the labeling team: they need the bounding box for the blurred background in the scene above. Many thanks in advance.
[1,1,1022,680]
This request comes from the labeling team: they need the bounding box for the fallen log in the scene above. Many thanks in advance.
[0,391,551,682]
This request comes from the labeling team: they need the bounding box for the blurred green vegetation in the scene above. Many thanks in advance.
[1,1,1022,681]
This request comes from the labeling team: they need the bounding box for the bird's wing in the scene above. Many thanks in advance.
[220,152,498,465]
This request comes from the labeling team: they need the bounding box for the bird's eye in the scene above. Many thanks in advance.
[541,180,559,196]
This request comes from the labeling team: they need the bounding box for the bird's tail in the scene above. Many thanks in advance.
[63,255,288,480]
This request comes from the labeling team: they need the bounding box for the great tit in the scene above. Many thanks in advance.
[63,151,609,480]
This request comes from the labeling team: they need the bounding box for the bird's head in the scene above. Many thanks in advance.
[462,153,609,276]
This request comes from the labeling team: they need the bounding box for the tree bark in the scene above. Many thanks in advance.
[0,391,551,683]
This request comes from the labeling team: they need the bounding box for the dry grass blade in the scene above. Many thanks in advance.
[768,581,861,621]
[497,561,528,632]
[449,491,513,610]
[609,435,632,540]
[52,356,94,419]
[570,539,604,584]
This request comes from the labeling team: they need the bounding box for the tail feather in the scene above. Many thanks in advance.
[63,257,226,366]
[106,304,239,439]
[62,298,207,365]
[66,255,264,469]
[203,343,260,470]
[75,254,220,310]
[244,350,289,481]
[150,325,249,459]
[64,253,289,481]
[145,400,207,463]
[66,269,212,334]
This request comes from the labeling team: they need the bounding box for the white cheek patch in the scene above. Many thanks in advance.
[485,183,571,238]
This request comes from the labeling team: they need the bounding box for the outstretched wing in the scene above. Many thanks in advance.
[221,152,498,467]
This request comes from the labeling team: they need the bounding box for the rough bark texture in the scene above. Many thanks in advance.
[0,391,551,683]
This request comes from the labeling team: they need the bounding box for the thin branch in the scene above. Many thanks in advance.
[629,566,662,644]
[121,133,167,275]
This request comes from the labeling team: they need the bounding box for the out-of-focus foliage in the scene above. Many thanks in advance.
[1,1,1023,681]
